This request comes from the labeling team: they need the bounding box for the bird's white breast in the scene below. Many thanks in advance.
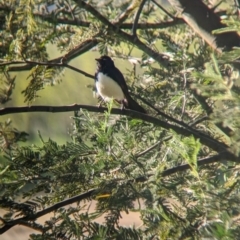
[96,72,124,101]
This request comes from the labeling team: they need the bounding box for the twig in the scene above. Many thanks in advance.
[235,0,240,17]
[161,153,228,176]
[151,0,175,19]
[181,67,187,120]
[115,0,143,24]
[0,59,94,79]
[17,221,44,232]
[136,136,173,158]
[189,116,209,127]
[132,0,147,36]
[0,188,96,234]
[211,0,224,12]
[136,140,161,158]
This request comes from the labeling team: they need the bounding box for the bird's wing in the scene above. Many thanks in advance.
[107,67,130,98]
[94,71,98,81]
[105,66,147,113]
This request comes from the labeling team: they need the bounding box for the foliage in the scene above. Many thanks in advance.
[0,0,240,239]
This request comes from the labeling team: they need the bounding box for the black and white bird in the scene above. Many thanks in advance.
[95,56,146,113]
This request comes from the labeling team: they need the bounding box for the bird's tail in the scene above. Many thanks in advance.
[124,95,147,113]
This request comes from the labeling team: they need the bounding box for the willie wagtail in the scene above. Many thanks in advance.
[95,56,146,113]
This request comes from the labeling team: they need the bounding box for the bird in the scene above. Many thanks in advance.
[95,55,146,113]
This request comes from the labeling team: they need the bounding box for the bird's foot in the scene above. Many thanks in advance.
[98,99,104,108]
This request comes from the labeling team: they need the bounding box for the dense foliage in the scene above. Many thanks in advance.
[1,0,240,239]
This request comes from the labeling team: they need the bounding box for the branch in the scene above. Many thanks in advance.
[0,1,171,73]
[132,0,147,36]
[73,0,169,66]
[189,116,209,127]
[133,93,224,151]
[136,139,164,158]
[4,37,99,72]
[0,59,94,79]
[161,153,228,176]
[116,0,142,24]
[37,15,183,29]
[168,0,240,51]
[0,188,96,234]
[235,0,240,17]
[0,104,235,157]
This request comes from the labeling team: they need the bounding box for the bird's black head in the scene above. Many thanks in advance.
[95,56,114,70]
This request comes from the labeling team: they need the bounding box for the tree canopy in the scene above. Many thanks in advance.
[1,0,240,239]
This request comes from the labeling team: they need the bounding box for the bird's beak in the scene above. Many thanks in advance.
[95,58,100,62]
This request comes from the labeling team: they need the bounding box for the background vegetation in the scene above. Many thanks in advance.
[1,0,240,239]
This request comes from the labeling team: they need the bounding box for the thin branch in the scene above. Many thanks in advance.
[136,136,173,158]
[115,0,141,24]
[151,0,176,19]
[136,152,231,180]
[136,140,161,158]
[0,104,234,156]
[73,0,169,67]
[132,0,147,36]
[4,37,99,72]
[0,3,184,29]
[0,188,96,234]
[211,0,224,12]
[189,116,209,127]
[161,153,228,176]
[35,12,183,29]
[1,13,180,73]
[235,0,240,17]
[0,59,94,79]
[17,221,44,232]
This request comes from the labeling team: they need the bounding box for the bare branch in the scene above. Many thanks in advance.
[151,0,176,19]
[132,0,147,36]
[2,60,93,78]
[136,140,162,158]
[36,12,183,29]
[162,153,228,176]
[4,37,99,72]
[116,0,142,24]
[189,116,209,127]
[0,188,96,234]
[0,59,94,79]
[0,104,234,155]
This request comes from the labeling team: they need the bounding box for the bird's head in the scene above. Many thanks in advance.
[95,55,114,69]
